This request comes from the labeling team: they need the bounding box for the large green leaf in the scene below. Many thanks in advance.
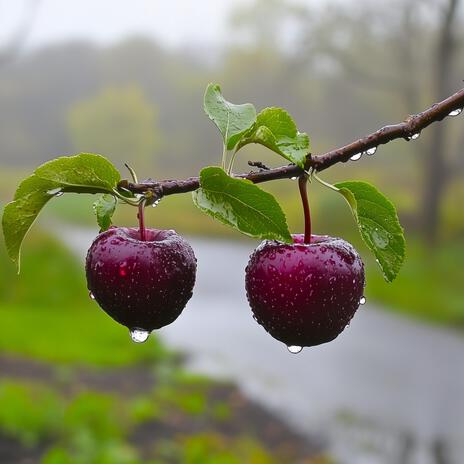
[34,153,120,192]
[2,175,60,271]
[203,83,257,150]
[93,194,117,231]
[192,167,292,243]
[237,107,310,168]
[2,153,121,270]
[334,181,406,282]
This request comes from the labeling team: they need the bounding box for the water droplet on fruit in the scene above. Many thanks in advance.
[360,296,366,305]
[119,262,128,277]
[47,188,63,196]
[287,345,303,354]
[365,147,377,156]
[449,108,462,117]
[89,291,95,300]
[350,153,362,161]
[130,329,150,343]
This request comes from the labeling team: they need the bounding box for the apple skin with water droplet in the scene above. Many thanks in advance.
[245,234,365,348]
[86,227,197,332]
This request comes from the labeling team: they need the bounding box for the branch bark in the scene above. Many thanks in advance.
[118,87,464,198]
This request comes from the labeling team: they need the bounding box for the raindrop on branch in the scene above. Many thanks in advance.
[290,177,298,181]
[448,108,462,117]
[350,153,362,161]
[406,133,420,141]
[365,147,377,156]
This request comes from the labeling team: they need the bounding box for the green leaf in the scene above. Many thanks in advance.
[204,83,257,150]
[1,153,121,270]
[2,175,60,271]
[192,166,292,243]
[237,107,310,168]
[334,180,406,282]
[34,153,120,192]
[93,194,117,231]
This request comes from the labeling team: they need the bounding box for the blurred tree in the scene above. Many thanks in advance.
[67,85,160,171]
[422,0,461,243]
[299,0,463,242]
[229,0,308,53]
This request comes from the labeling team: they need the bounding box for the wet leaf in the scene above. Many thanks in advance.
[192,166,292,243]
[1,153,120,270]
[34,153,120,192]
[335,181,405,282]
[93,194,117,231]
[2,175,60,271]
[203,83,257,150]
[237,107,310,168]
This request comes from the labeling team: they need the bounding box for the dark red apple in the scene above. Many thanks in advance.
[86,227,196,341]
[245,234,365,351]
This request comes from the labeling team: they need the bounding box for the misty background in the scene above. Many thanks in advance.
[0,1,463,463]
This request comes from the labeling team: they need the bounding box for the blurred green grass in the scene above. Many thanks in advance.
[0,377,283,464]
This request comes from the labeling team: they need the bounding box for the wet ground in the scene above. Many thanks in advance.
[58,225,464,464]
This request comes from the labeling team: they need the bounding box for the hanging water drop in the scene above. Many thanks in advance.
[448,108,462,117]
[47,187,63,196]
[287,345,303,354]
[89,291,95,300]
[130,329,150,343]
[350,153,362,161]
[360,296,366,305]
[365,147,377,156]
[151,199,160,208]
[290,177,298,181]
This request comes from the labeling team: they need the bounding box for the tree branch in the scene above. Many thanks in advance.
[118,87,464,198]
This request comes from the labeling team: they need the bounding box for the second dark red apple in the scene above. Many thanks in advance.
[245,234,365,351]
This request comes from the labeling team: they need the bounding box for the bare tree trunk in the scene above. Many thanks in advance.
[432,438,450,464]
[421,0,460,244]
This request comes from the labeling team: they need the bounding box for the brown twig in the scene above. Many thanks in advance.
[118,87,464,198]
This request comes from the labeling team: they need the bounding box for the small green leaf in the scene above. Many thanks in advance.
[204,83,257,150]
[192,166,292,243]
[34,153,120,192]
[334,180,406,282]
[2,175,60,271]
[237,107,310,168]
[1,153,121,270]
[93,194,117,231]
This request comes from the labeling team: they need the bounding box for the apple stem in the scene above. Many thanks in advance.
[298,175,311,244]
[138,200,147,241]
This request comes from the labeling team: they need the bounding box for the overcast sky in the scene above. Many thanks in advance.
[0,0,274,50]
